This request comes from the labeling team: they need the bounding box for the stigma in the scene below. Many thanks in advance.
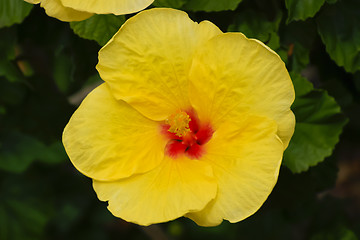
[162,109,214,159]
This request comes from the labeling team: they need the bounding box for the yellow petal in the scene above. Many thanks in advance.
[63,83,166,181]
[97,8,222,121]
[24,0,40,4]
[40,0,93,22]
[189,33,295,149]
[60,0,154,15]
[186,115,283,226]
[93,155,217,226]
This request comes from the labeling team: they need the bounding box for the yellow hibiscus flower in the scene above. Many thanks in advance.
[63,8,295,226]
[24,0,154,22]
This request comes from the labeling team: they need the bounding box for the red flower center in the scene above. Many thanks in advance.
[162,110,214,159]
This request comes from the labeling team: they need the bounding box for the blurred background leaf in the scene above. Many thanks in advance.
[153,0,188,8]
[0,0,359,239]
[310,225,358,240]
[0,131,66,173]
[183,0,243,12]
[0,0,33,28]
[70,14,126,46]
[0,199,48,240]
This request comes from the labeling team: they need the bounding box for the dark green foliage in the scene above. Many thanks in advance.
[0,131,66,173]
[285,0,326,22]
[317,0,360,73]
[0,0,359,239]
[70,14,126,46]
[228,9,282,50]
[153,0,188,8]
[0,0,33,28]
[182,0,243,12]
[154,0,243,11]
[283,73,348,173]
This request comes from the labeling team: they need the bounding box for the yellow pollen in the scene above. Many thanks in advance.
[165,111,191,137]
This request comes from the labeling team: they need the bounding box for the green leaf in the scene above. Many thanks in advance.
[70,14,125,46]
[281,20,317,70]
[276,49,288,63]
[0,28,25,82]
[317,0,360,73]
[0,105,6,115]
[53,49,75,94]
[0,60,25,83]
[183,0,243,12]
[0,173,54,240]
[326,0,338,4]
[0,132,44,173]
[38,142,67,164]
[291,42,310,72]
[0,0,33,28]
[283,73,348,173]
[285,0,325,23]
[0,131,66,173]
[0,28,17,61]
[0,200,48,240]
[311,225,358,240]
[0,77,26,105]
[153,0,187,8]
[354,72,360,93]
[228,10,282,50]
[0,206,8,240]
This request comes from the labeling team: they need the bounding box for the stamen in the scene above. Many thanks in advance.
[162,109,214,159]
[165,111,191,137]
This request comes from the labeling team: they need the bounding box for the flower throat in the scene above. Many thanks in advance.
[162,110,213,159]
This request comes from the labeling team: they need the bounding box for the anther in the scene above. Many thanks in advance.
[165,110,191,137]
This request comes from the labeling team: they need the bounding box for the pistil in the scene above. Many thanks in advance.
[163,110,213,159]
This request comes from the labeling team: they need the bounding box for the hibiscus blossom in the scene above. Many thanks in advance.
[24,0,153,22]
[63,8,295,226]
